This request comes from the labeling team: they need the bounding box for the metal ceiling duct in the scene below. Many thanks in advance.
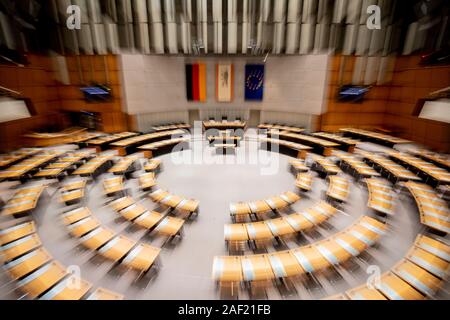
[346,0,361,23]
[148,0,165,54]
[255,0,271,53]
[342,24,357,55]
[212,0,222,54]
[299,23,315,54]
[313,23,329,53]
[285,0,302,54]
[196,0,208,54]
[180,0,192,54]
[227,0,238,54]
[104,15,120,54]
[164,0,178,54]
[272,0,287,54]
[332,0,347,24]
[355,24,372,56]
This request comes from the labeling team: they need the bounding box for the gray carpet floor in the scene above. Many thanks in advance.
[0,129,448,300]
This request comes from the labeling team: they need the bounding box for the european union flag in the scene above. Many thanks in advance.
[245,64,264,101]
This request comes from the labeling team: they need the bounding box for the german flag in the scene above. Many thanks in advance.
[185,63,207,102]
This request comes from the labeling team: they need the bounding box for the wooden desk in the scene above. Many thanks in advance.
[134,211,164,229]
[316,238,353,265]
[406,246,448,279]
[68,217,100,238]
[62,207,92,225]
[109,196,135,212]
[0,221,36,246]
[152,123,190,132]
[122,243,161,273]
[39,277,92,300]
[327,176,349,202]
[18,261,68,299]
[138,137,190,153]
[280,191,301,204]
[268,251,304,278]
[376,272,424,300]
[346,284,387,300]
[357,150,420,182]
[248,200,272,215]
[335,151,380,178]
[87,132,139,150]
[149,189,170,202]
[0,234,41,262]
[259,137,312,159]
[172,198,199,214]
[203,121,246,131]
[61,189,85,204]
[120,204,147,221]
[365,178,395,215]
[224,224,249,242]
[61,179,87,192]
[103,176,124,195]
[388,151,450,186]
[258,124,304,133]
[391,259,442,297]
[79,227,116,251]
[291,246,330,273]
[215,215,386,282]
[411,149,450,171]
[229,203,252,221]
[289,159,309,172]
[241,254,275,282]
[153,216,185,237]
[265,218,295,237]
[144,159,162,172]
[340,128,411,147]
[246,222,273,241]
[0,151,65,180]
[403,181,449,234]
[311,155,341,175]
[139,173,156,190]
[312,132,358,152]
[72,154,114,176]
[414,234,450,262]
[108,154,141,174]
[98,236,136,262]
[212,256,243,282]
[160,194,184,209]
[23,127,88,147]
[296,173,313,191]
[0,148,41,169]
[267,130,339,156]
[87,288,124,300]
[265,196,289,211]
[4,248,52,280]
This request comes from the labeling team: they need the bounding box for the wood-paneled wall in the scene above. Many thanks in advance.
[0,55,66,152]
[384,56,450,152]
[58,55,127,133]
[321,55,389,132]
[321,54,450,152]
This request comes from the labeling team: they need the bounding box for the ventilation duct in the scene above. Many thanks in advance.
[148,0,164,54]
[213,0,223,54]
[227,0,238,54]
[197,0,208,54]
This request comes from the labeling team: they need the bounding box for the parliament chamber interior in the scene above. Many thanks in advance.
[0,0,449,303]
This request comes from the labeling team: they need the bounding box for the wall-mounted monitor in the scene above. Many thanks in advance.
[80,86,112,102]
[338,86,370,103]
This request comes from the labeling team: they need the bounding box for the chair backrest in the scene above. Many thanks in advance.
[209,117,215,121]
[222,116,227,121]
